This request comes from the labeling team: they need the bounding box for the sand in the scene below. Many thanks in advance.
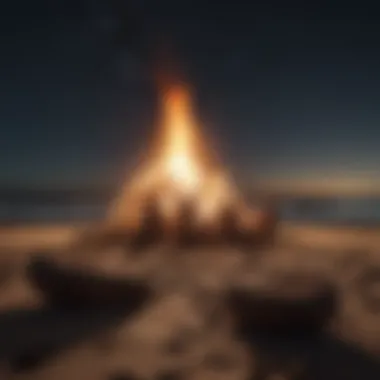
[1,222,380,254]
[0,222,379,380]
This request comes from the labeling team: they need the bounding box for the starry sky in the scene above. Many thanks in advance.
[1,0,380,189]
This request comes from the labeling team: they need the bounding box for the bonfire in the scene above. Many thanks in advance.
[107,84,276,246]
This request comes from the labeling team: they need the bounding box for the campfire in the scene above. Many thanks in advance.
[107,85,276,246]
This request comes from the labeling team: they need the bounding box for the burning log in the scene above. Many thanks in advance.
[175,199,198,246]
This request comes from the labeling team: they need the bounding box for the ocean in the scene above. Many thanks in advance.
[281,197,380,226]
[1,197,380,226]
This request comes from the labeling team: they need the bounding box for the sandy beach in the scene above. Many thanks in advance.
[0,222,379,379]
[1,222,380,251]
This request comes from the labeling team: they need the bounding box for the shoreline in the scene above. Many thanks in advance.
[1,221,380,252]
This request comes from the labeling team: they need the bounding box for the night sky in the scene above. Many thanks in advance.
[1,1,380,189]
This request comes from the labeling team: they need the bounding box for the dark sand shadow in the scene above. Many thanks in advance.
[0,309,378,379]
[0,307,129,361]
[0,258,154,375]
[244,330,380,380]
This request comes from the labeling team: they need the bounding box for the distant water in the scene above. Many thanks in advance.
[0,203,107,224]
[281,197,380,226]
[1,198,380,226]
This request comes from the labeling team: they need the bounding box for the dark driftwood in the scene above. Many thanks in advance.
[27,257,152,309]
[227,273,337,335]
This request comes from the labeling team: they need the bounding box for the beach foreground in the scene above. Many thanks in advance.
[0,222,379,379]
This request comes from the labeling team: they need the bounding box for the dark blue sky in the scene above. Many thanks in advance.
[1,0,380,188]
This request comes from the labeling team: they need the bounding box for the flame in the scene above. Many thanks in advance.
[108,85,243,233]
[156,86,205,193]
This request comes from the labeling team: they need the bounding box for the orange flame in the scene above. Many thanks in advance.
[154,86,206,193]
[109,85,243,232]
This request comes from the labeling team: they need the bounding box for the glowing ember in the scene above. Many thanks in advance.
[107,84,274,244]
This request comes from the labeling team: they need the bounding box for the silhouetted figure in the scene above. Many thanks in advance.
[176,199,197,247]
[130,195,163,249]
[220,206,241,244]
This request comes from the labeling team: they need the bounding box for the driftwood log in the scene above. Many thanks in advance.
[27,257,152,310]
[227,272,337,335]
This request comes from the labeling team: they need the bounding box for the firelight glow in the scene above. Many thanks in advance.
[108,85,247,232]
[158,86,203,193]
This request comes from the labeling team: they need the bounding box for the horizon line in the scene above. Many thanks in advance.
[1,177,380,198]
